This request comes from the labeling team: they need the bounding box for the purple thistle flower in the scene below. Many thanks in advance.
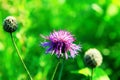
[41,30,81,59]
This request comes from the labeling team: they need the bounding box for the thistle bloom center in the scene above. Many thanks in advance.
[52,41,66,53]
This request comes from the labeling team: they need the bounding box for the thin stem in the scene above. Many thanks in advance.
[58,59,65,80]
[51,60,60,80]
[91,68,94,80]
[10,33,33,80]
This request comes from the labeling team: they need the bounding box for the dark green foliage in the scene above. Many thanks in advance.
[0,0,120,80]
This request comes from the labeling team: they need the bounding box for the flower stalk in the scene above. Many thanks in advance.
[51,60,60,80]
[58,59,65,80]
[91,68,94,80]
[10,33,33,80]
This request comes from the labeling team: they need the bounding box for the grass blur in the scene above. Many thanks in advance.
[0,0,120,80]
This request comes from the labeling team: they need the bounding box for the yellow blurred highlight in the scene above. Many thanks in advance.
[92,3,103,15]
[17,74,27,80]
[106,4,118,17]
[112,0,120,7]
[58,0,65,5]
[98,0,106,5]
[34,72,42,80]
[0,42,5,51]
[102,49,110,56]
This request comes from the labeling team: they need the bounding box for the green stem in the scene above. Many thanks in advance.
[58,59,65,80]
[51,60,60,80]
[10,33,33,80]
[91,68,94,80]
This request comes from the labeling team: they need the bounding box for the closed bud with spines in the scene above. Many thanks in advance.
[84,48,102,68]
[3,16,17,33]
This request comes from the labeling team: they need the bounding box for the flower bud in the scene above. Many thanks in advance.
[3,16,17,33]
[84,48,102,68]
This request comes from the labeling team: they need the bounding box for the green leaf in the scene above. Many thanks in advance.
[93,67,110,80]
[70,67,91,76]
[71,67,110,80]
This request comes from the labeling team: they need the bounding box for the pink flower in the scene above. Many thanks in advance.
[41,30,81,59]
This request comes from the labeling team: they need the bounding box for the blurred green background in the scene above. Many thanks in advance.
[0,0,120,80]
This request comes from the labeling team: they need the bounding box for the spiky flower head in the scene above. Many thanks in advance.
[3,16,17,33]
[41,30,81,59]
[84,48,103,68]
